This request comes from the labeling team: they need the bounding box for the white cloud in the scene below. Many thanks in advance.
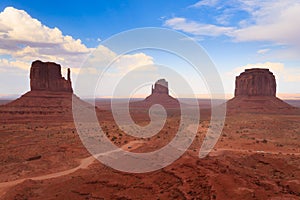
[190,0,220,8]
[234,0,300,60]
[184,0,300,46]
[228,62,300,83]
[164,17,234,37]
[0,7,155,73]
[168,0,300,63]
[0,58,29,71]
[271,47,300,61]
[113,53,154,74]
[0,7,154,73]
[0,7,157,96]
[76,48,155,96]
[0,7,154,74]
[0,7,89,53]
[0,6,93,72]
[81,45,154,75]
[231,1,300,45]
[215,14,232,25]
[257,48,270,54]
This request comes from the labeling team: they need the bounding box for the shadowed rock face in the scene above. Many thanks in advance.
[235,68,276,97]
[30,60,73,93]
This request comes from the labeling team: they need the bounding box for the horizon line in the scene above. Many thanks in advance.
[1,93,300,100]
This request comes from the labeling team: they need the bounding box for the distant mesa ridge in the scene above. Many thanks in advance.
[1,61,298,119]
[30,60,73,93]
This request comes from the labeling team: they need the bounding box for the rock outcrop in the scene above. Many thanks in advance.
[227,68,295,113]
[130,79,179,111]
[30,60,73,93]
[144,79,178,105]
[235,68,276,97]
[151,79,169,95]
[0,60,97,121]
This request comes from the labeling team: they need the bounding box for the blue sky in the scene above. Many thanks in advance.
[0,0,299,98]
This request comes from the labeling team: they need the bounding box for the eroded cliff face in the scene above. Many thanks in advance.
[129,79,179,112]
[227,68,296,113]
[30,60,73,93]
[234,68,276,97]
[145,79,178,104]
[151,79,169,95]
[0,61,95,121]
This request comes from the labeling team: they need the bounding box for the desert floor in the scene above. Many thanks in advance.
[0,100,300,200]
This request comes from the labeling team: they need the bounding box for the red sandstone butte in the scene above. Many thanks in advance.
[144,79,179,105]
[227,68,295,113]
[151,79,169,95]
[130,79,179,111]
[234,68,276,97]
[0,61,85,121]
[30,60,73,93]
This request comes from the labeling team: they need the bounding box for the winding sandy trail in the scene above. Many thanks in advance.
[0,140,144,197]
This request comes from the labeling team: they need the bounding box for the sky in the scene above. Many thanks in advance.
[0,0,299,99]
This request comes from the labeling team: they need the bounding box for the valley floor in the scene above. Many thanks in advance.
[0,108,300,200]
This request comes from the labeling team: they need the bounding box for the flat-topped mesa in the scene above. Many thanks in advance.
[151,79,169,95]
[30,60,73,93]
[235,68,276,97]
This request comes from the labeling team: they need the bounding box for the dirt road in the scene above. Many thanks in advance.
[0,140,144,197]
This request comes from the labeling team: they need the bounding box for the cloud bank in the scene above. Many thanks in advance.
[165,0,300,46]
[0,7,155,96]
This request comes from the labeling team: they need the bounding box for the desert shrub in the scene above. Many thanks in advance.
[262,139,268,143]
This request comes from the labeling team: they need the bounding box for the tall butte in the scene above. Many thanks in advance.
[0,60,92,121]
[227,68,295,113]
[130,79,179,111]
[235,68,276,97]
[144,79,179,106]
[30,60,73,93]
